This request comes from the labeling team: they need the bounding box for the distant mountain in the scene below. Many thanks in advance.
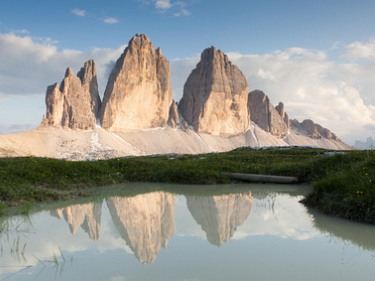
[0,33,351,159]
[354,137,375,150]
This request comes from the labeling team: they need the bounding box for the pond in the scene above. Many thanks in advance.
[1,183,374,281]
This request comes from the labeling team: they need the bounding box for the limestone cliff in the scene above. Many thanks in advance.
[43,60,100,129]
[106,192,175,264]
[248,90,289,138]
[186,193,252,246]
[275,102,290,127]
[100,34,173,131]
[290,119,339,141]
[179,46,250,135]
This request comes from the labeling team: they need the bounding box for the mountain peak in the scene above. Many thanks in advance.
[179,47,250,135]
[100,34,172,131]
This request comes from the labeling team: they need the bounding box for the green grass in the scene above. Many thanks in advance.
[0,147,374,223]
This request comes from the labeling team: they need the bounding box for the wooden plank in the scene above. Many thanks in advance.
[223,172,299,184]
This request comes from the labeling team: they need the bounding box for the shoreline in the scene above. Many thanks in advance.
[0,147,374,224]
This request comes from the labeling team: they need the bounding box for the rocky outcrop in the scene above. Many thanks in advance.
[167,101,180,128]
[179,46,250,135]
[77,60,101,117]
[106,192,175,264]
[248,90,289,138]
[100,34,173,131]
[186,193,252,246]
[43,60,101,129]
[51,201,102,240]
[290,119,339,141]
[275,102,290,127]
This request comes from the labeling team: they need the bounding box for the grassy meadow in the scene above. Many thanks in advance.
[0,147,374,223]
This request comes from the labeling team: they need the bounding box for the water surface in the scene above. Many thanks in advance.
[1,183,374,281]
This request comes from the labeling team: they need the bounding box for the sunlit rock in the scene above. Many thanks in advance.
[42,60,101,129]
[100,34,173,131]
[179,46,250,135]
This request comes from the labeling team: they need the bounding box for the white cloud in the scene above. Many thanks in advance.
[155,0,172,10]
[72,8,86,17]
[0,33,124,96]
[344,40,375,61]
[103,17,120,24]
[170,55,200,100]
[174,1,191,16]
[145,0,191,16]
[225,47,375,143]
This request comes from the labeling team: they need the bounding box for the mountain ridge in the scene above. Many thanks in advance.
[0,34,351,159]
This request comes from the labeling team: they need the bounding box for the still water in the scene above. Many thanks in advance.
[1,183,374,281]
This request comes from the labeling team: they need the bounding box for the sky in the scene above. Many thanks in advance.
[1,0,375,144]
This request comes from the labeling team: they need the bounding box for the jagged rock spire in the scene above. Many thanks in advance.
[43,60,101,129]
[100,34,173,131]
[248,90,289,138]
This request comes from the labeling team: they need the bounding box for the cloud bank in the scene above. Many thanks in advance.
[1,32,375,143]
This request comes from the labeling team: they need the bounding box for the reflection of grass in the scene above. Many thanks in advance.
[0,217,31,259]
[0,147,374,223]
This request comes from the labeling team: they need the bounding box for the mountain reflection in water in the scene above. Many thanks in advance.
[106,192,175,264]
[1,184,375,281]
[51,201,103,240]
[50,191,253,263]
[186,193,252,246]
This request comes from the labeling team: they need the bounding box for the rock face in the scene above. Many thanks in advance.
[290,119,339,141]
[106,192,175,264]
[43,60,100,129]
[186,193,252,246]
[100,34,173,131]
[77,60,101,118]
[275,102,290,127]
[248,90,289,138]
[167,101,180,128]
[51,202,102,240]
[179,46,250,135]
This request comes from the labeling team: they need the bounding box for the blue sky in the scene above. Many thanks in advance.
[1,0,375,144]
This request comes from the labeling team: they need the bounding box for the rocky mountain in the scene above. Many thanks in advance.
[106,192,175,264]
[248,90,289,138]
[0,33,351,159]
[290,119,339,141]
[42,60,101,130]
[186,193,253,246]
[100,34,173,131]
[179,46,250,135]
[354,137,375,150]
